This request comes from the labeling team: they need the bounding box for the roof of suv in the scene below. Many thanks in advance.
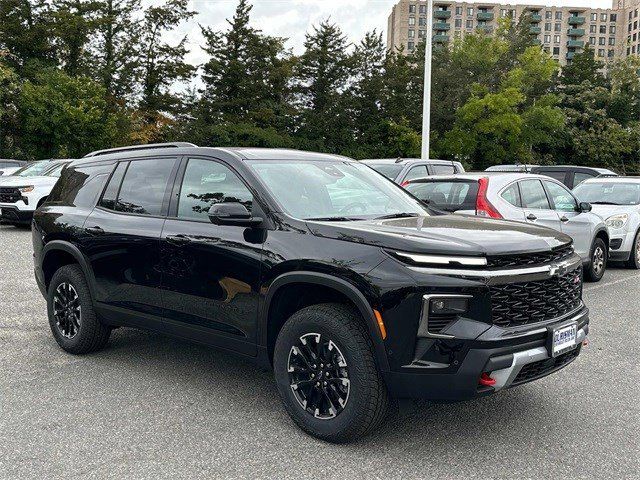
[362,158,456,164]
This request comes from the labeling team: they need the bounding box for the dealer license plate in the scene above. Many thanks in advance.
[550,323,577,357]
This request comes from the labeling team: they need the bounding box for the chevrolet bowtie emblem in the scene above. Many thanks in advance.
[549,264,567,277]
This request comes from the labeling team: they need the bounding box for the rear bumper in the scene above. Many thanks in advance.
[382,308,589,401]
[0,205,33,223]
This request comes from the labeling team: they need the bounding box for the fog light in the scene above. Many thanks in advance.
[430,297,469,315]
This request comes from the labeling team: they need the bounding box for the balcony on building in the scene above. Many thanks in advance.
[433,34,450,43]
[477,11,495,21]
[566,52,576,59]
[568,15,585,25]
[568,28,585,36]
[434,9,451,19]
[476,24,493,33]
[530,26,542,34]
[434,22,451,30]
[567,40,584,48]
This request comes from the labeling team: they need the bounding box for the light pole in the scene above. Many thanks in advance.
[421,0,434,160]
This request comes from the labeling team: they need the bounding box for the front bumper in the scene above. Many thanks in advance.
[382,307,589,402]
[608,229,635,261]
[0,205,34,224]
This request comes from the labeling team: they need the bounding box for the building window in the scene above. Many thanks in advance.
[599,37,605,45]
[601,13,607,22]
[627,46,631,55]
[467,8,474,16]
[598,48,605,57]
[554,23,561,32]
[589,37,596,45]
[456,6,462,15]
[635,9,638,18]
[635,21,638,29]
[544,35,551,43]
[455,18,462,28]
[610,14,617,22]
[553,46,560,55]
[590,25,597,33]
[610,25,616,34]
[419,29,426,38]
[555,11,562,20]
[466,19,473,28]
[545,11,552,19]
[590,13,597,21]
[608,49,615,57]
[609,37,615,45]
[408,29,415,38]
[409,17,415,26]
[545,22,551,31]
[634,45,637,54]
[419,17,426,26]
[419,4,427,14]
[409,4,416,14]
[500,9,506,17]
[599,25,606,34]
[554,35,560,43]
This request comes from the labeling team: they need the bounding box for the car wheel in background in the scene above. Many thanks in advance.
[273,303,392,443]
[627,230,640,269]
[47,264,111,354]
[585,238,607,282]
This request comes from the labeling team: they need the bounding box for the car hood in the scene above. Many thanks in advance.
[306,215,571,256]
[0,175,57,187]
[588,204,638,221]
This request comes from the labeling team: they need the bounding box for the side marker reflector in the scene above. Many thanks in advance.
[373,309,387,340]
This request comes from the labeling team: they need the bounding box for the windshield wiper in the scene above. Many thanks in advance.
[305,216,365,222]
[373,213,420,220]
[590,201,621,205]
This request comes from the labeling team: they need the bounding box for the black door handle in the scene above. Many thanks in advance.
[526,213,537,221]
[85,226,104,235]
[560,216,569,223]
[166,234,191,246]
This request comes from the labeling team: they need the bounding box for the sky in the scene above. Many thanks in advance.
[146,0,615,87]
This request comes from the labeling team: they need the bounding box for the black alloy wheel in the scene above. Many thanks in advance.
[52,282,81,339]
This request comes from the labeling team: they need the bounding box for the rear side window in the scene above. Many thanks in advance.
[405,165,429,181]
[47,164,112,207]
[367,163,403,180]
[519,180,551,209]
[538,170,567,183]
[405,181,478,212]
[100,162,127,210]
[500,183,521,207]
[431,164,456,175]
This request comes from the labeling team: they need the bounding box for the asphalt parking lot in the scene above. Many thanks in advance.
[1,224,639,480]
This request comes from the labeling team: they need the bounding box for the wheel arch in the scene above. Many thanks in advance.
[260,272,389,371]
[594,227,609,248]
[42,241,97,297]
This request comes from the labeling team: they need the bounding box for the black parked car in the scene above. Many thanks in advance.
[486,164,618,189]
[33,144,589,443]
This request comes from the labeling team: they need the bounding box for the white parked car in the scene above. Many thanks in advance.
[403,172,609,281]
[573,177,640,268]
[0,160,70,225]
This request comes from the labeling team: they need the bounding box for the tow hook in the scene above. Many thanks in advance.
[479,372,496,387]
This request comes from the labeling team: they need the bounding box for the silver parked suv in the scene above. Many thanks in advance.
[573,177,640,269]
[404,172,609,281]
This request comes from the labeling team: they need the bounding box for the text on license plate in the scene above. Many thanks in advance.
[552,323,577,357]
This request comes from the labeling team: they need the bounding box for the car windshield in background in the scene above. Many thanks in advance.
[44,163,68,178]
[364,163,404,180]
[12,161,51,177]
[573,182,640,205]
[405,181,478,212]
[247,160,427,220]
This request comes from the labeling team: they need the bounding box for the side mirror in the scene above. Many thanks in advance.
[208,202,263,227]
[579,201,592,213]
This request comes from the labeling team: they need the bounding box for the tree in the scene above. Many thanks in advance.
[137,0,196,122]
[17,69,119,158]
[0,61,21,157]
[560,45,606,88]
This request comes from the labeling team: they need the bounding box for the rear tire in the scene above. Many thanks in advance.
[273,303,392,443]
[626,230,640,269]
[47,264,111,354]
[585,238,607,282]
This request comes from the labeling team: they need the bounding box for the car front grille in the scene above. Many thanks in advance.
[0,187,21,203]
[487,244,574,269]
[512,347,581,386]
[490,266,582,328]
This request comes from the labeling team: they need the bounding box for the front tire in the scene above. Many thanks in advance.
[585,238,607,282]
[273,303,392,443]
[626,230,640,269]
[47,264,111,354]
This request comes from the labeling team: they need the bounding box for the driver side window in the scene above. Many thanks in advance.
[544,180,578,212]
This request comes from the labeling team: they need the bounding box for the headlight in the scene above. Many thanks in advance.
[18,186,34,193]
[606,214,628,229]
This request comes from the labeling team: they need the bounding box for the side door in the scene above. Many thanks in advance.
[80,157,179,326]
[542,179,593,258]
[518,179,562,231]
[159,157,264,356]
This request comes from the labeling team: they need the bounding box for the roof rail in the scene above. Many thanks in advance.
[83,142,197,158]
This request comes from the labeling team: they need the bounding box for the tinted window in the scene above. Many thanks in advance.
[538,170,567,183]
[367,163,403,180]
[115,159,175,215]
[405,181,478,212]
[431,164,456,175]
[177,159,253,221]
[405,165,429,181]
[501,183,521,207]
[519,180,550,209]
[100,162,127,210]
[573,172,595,186]
[48,164,111,207]
[544,180,578,211]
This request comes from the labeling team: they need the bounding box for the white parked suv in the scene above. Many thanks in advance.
[0,160,70,225]
[573,177,640,268]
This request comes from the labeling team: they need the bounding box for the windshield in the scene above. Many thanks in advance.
[247,160,427,220]
[12,161,51,177]
[364,163,404,180]
[406,181,478,212]
[44,163,68,177]
[573,182,640,205]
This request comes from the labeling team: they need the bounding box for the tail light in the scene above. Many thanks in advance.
[476,177,503,219]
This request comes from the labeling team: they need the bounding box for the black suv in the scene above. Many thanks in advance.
[33,144,589,443]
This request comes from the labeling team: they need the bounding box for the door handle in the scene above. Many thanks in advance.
[560,216,569,223]
[526,213,537,221]
[85,226,105,235]
[166,234,191,246]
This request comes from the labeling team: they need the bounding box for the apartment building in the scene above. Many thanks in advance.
[387,0,640,65]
